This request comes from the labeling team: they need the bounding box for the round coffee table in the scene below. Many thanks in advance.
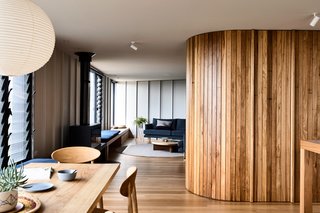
[151,141,179,152]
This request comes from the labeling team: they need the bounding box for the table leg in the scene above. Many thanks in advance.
[300,148,313,213]
[105,146,109,161]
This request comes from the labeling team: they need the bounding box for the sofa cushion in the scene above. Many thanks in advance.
[144,129,171,136]
[152,118,176,130]
[155,126,171,130]
[171,130,185,137]
[176,119,185,130]
[152,118,158,127]
[145,123,154,129]
[155,120,172,130]
[101,130,120,140]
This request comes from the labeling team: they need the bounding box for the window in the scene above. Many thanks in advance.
[89,69,103,124]
[110,80,116,126]
[0,75,32,168]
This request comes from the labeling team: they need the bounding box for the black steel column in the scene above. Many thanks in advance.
[75,52,95,125]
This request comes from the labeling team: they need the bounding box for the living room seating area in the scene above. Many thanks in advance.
[144,118,185,152]
[144,118,185,139]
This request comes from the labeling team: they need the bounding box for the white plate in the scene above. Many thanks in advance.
[22,182,54,192]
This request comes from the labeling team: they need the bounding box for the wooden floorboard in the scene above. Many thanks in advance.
[102,139,320,213]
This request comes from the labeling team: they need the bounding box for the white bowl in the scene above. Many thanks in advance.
[57,169,77,181]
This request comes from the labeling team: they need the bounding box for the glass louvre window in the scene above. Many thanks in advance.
[89,72,96,124]
[0,75,31,168]
[8,75,31,163]
[96,76,102,123]
[0,78,5,167]
[89,70,103,124]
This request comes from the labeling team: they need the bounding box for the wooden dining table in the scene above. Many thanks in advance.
[23,162,120,213]
[300,140,320,213]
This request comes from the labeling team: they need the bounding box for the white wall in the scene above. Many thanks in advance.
[114,80,186,136]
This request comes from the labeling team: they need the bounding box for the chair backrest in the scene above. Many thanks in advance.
[51,146,101,164]
[120,166,138,213]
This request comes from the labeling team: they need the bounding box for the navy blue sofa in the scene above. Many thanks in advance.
[144,118,185,152]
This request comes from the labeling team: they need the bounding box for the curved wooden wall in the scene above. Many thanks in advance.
[186,30,320,202]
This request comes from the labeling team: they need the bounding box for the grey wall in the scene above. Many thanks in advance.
[113,80,186,136]
[34,48,80,157]
[34,48,112,157]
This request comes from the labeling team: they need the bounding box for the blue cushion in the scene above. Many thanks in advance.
[17,158,57,168]
[144,129,171,136]
[101,130,120,140]
[145,123,154,129]
[176,119,185,130]
[171,130,185,137]
[152,118,158,127]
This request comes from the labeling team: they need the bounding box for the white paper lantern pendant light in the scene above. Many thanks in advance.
[0,0,55,76]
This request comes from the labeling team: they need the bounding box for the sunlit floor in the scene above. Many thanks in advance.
[101,138,319,213]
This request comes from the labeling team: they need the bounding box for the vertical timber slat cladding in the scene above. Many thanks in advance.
[295,31,320,202]
[186,31,253,201]
[186,30,320,202]
[255,31,293,202]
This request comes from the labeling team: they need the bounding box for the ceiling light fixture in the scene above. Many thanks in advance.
[130,41,138,51]
[310,13,320,27]
[0,0,55,76]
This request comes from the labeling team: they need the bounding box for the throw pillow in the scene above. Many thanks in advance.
[156,120,172,130]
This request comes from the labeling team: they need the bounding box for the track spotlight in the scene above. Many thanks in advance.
[130,41,138,51]
[310,13,320,27]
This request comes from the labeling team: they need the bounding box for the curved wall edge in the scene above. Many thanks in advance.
[186,30,320,202]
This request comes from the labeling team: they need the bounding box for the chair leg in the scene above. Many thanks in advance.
[128,186,133,213]
[132,186,138,213]
[98,196,103,208]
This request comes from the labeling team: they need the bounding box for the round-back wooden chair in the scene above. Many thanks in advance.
[51,146,103,207]
[51,146,101,164]
[94,166,138,213]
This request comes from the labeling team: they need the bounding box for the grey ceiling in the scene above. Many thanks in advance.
[33,0,320,81]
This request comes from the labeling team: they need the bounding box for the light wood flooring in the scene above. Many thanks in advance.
[102,139,319,213]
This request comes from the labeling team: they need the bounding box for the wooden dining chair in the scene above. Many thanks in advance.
[51,146,104,207]
[94,166,138,213]
[51,146,101,164]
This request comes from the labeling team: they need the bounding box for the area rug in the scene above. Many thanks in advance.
[121,144,184,158]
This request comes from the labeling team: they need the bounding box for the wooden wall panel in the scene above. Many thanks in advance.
[186,30,320,202]
[295,31,320,202]
[186,31,253,201]
[254,31,294,201]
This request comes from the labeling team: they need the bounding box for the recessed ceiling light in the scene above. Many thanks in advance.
[130,41,138,51]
